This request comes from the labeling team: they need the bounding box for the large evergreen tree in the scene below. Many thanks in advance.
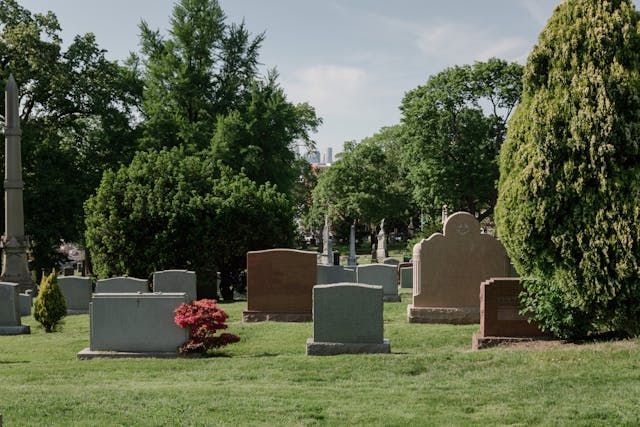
[496,0,640,338]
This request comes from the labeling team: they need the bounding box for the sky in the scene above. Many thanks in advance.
[15,0,620,156]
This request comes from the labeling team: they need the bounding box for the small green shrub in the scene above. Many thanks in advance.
[33,272,67,332]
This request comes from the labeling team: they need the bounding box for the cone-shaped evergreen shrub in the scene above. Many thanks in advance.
[496,0,640,338]
[33,272,67,332]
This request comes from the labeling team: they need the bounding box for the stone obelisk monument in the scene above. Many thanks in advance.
[1,75,34,293]
[348,223,357,266]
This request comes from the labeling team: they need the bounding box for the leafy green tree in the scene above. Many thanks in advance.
[85,149,294,299]
[310,126,412,235]
[496,0,640,338]
[138,0,263,151]
[401,59,522,222]
[0,0,142,276]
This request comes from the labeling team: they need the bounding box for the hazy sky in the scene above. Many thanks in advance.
[16,0,626,155]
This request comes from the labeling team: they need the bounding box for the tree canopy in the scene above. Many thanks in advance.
[496,0,640,338]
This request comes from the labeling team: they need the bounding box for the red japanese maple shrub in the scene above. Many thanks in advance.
[174,299,240,354]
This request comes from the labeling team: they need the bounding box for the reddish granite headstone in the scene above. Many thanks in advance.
[408,212,512,324]
[243,249,317,322]
[472,277,547,349]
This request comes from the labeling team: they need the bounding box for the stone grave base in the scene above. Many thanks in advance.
[242,310,311,322]
[383,295,402,302]
[0,325,30,335]
[407,304,479,324]
[472,333,551,350]
[306,338,391,356]
[77,348,180,360]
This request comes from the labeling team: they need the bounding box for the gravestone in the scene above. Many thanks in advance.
[153,270,197,302]
[317,265,356,285]
[0,282,30,335]
[382,257,399,266]
[19,289,32,316]
[348,224,357,266]
[408,212,513,324]
[400,266,413,289]
[376,219,388,261]
[357,264,400,302]
[472,278,547,349]
[321,216,333,266]
[77,292,188,359]
[243,249,317,322]
[57,276,92,314]
[95,277,148,293]
[306,283,390,355]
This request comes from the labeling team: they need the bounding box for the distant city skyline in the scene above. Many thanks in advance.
[18,1,639,156]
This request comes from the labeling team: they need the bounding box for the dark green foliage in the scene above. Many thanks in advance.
[401,58,522,222]
[84,149,295,298]
[0,0,141,276]
[496,0,640,338]
[33,272,67,332]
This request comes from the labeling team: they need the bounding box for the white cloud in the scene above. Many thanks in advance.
[283,65,369,117]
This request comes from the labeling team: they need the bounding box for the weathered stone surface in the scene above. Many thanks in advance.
[400,267,413,289]
[152,270,197,302]
[243,249,316,322]
[471,277,547,349]
[0,282,29,334]
[95,277,148,293]
[409,212,512,323]
[57,276,92,314]
[88,292,188,353]
[19,290,32,316]
[357,264,399,301]
[316,265,356,285]
[307,283,390,355]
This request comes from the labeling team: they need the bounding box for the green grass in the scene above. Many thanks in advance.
[2,289,640,426]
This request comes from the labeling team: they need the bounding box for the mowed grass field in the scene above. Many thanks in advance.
[2,289,640,426]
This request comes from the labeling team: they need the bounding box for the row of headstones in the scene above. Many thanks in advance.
[317,264,401,302]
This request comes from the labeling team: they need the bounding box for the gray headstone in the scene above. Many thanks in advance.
[313,283,384,343]
[152,270,197,302]
[357,264,399,301]
[348,224,357,266]
[19,290,32,316]
[57,276,92,313]
[316,265,356,285]
[89,292,188,353]
[400,267,413,289]
[95,277,148,293]
[382,257,400,266]
[0,282,30,334]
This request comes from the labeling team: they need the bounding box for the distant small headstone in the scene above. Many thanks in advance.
[317,265,356,285]
[243,249,316,322]
[382,257,399,266]
[0,282,30,335]
[357,264,400,302]
[57,276,92,314]
[408,212,513,324]
[400,266,413,289]
[95,277,148,293]
[306,283,390,355]
[19,290,33,316]
[153,270,197,302]
[472,278,548,349]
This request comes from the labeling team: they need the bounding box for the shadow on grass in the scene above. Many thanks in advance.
[566,331,632,345]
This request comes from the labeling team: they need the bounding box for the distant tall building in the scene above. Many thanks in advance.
[326,147,333,164]
[306,150,321,164]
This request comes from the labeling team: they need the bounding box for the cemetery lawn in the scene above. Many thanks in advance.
[2,290,640,426]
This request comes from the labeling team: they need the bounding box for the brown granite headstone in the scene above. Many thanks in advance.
[408,212,512,324]
[472,277,547,349]
[243,249,317,322]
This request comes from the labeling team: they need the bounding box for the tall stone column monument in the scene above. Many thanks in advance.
[1,75,34,293]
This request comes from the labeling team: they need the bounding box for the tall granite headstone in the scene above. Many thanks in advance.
[376,219,388,261]
[348,223,357,266]
[0,282,30,335]
[408,212,512,324]
[1,76,34,293]
[321,215,333,266]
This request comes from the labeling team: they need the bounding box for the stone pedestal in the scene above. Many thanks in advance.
[407,304,479,324]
